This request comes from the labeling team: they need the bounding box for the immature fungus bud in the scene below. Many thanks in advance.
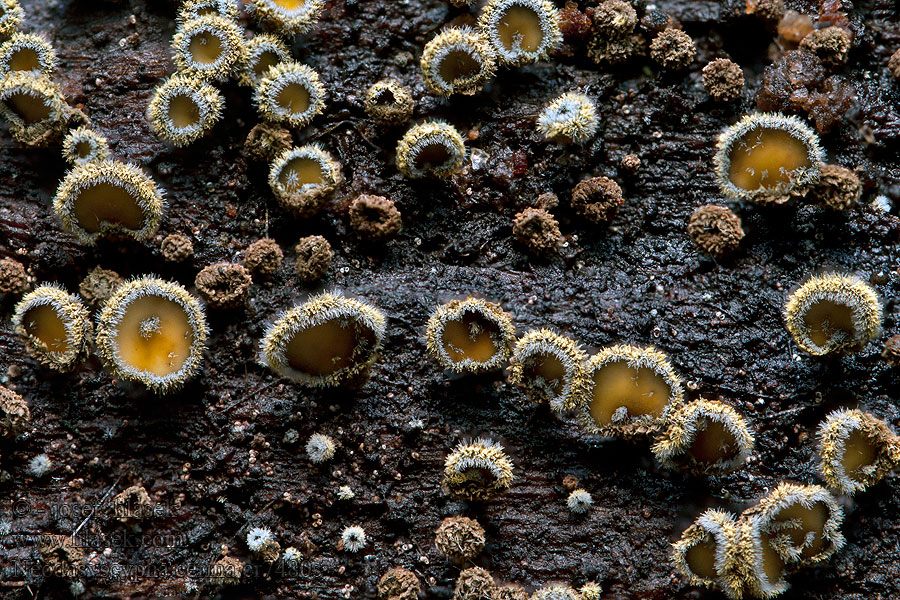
[349,194,402,242]
[95,277,209,393]
[79,266,123,309]
[0,33,56,78]
[147,73,224,146]
[161,233,194,262]
[702,58,744,102]
[799,26,851,67]
[803,164,861,211]
[890,49,900,80]
[496,584,528,600]
[364,79,415,126]
[54,160,164,245]
[379,567,421,600]
[246,0,325,35]
[246,526,280,562]
[256,61,325,128]
[172,15,246,82]
[687,205,744,256]
[883,334,900,365]
[508,329,588,413]
[12,285,91,372]
[652,400,755,474]
[268,145,341,216]
[672,509,744,599]
[306,432,336,463]
[783,273,882,356]
[340,525,367,553]
[111,485,153,522]
[294,234,333,282]
[536,92,599,144]
[567,488,592,513]
[259,293,386,387]
[0,0,23,38]
[571,176,624,224]
[435,516,486,562]
[243,238,283,278]
[0,72,66,146]
[0,385,30,437]
[421,27,496,97]
[425,298,516,374]
[713,112,824,204]
[650,28,696,70]
[578,344,684,439]
[27,453,51,477]
[817,409,900,495]
[512,207,563,255]
[478,0,562,66]
[593,0,637,37]
[396,121,466,179]
[454,567,496,600]
[443,438,514,501]
[178,0,241,23]
[530,585,581,600]
[194,262,252,309]
[244,121,293,162]
[240,34,291,87]
[580,582,602,600]
[62,127,110,166]
[0,257,28,296]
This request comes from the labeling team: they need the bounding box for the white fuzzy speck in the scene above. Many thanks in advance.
[282,546,302,566]
[306,433,336,463]
[246,526,274,552]
[337,485,355,500]
[27,454,52,478]
[341,525,367,552]
[567,488,593,514]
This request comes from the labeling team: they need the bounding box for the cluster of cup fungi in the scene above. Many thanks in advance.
[1,0,899,598]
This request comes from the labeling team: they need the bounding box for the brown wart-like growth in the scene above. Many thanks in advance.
[54,160,165,245]
[259,294,386,387]
[268,145,342,216]
[349,194,402,242]
[243,238,283,279]
[95,277,209,393]
[802,164,861,211]
[512,207,563,255]
[194,262,252,309]
[783,273,882,356]
[478,0,562,66]
[443,439,514,501]
[508,329,588,413]
[435,516,486,562]
[294,235,333,282]
[799,26,851,67]
[0,33,56,78]
[890,49,900,79]
[592,0,637,37]
[79,266,123,309]
[687,204,744,256]
[587,2,643,67]
[817,409,900,495]
[12,285,92,372]
[40,534,84,579]
[454,567,496,600]
[426,298,515,374]
[244,122,293,163]
[161,233,194,262]
[0,257,28,296]
[702,58,744,102]
[0,385,30,437]
[421,27,496,97]
[652,399,755,474]
[883,334,900,365]
[0,72,67,146]
[364,79,415,126]
[571,176,625,224]
[578,344,684,438]
[671,509,745,599]
[171,15,246,82]
[111,485,154,523]
[239,33,290,87]
[649,28,696,70]
[396,121,466,179]
[378,567,421,600]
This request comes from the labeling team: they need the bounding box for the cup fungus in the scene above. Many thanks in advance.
[61,127,110,166]
[478,0,562,66]
[421,27,496,97]
[147,73,224,147]
[12,285,92,372]
[396,121,466,179]
[536,92,599,144]
[0,72,66,145]
[566,488,592,513]
[268,145,341,216]
[95,277,209,393]
[0,33,56,78]
[577,344,684,438]
[172,15,246,82]
[0,0,23,38]
[0,385,31,438]
[178,0,241,23]
[349,194,403,242]
[425,298,516,374]
[255,61,325,128]
[512,207,563,255]
[713,113,824,204]
[259,293,387,387]
[443,438,514,501]
[246,0,325,36]
[508,329,589,413]
[817,408,900,495]
[652,399,755,475]
[783,273,882,356]
[239,34,291,87]
[672,509,745,599]
[54,160,165,245]
[364,79,415,126]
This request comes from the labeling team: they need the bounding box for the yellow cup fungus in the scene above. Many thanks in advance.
[536,91,599,144]
[178,0,241,23]
[239,34,291,87]
[421,27,496,97]
[0,72,66,145]
[396,121,466,179]
[425,297,516,374]
[172,15,246,82]
[364,78,415,126]
[817,408,900,495]
[147,73,224,146]
[672,509,745,599]
[245,0,325,36]
[268,144,342,216]
[0,32,56,79]
[61,127,110,166]
[0,0,23,38]
[443,438,514,501]
[255,61,325,128]
[12,285,92,372]
[478,0,562,66]
[508,329,589,413]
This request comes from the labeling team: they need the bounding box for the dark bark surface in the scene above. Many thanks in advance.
[1,0,900,598]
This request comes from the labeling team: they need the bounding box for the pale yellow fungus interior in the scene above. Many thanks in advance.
[842,428,877,478]
[276,83,310,115]
[116,296,194,377]
[497,5,544,52]
[524,353,566,394]
[285,319,372,377]
[279,157,325,190]
[414,143,452,171]
[439,50,480,84]
[760,535,785,584]
[589,361,671,426]
[441,311,499,363]
[7,92,51,123]
[168,94,201,128]
[197,6,217,15]
[802,300,854,348]
[188,31,223,65]
[728,128,811,191]
[9,48,40,72]
[685,537,718,580]
[23,305,70,353]
[74,141,92,158]
[274,0,306,9]
[774,501,829,559]
[687,419,738,464]
[253,51,280,77]
[72,183,145,233]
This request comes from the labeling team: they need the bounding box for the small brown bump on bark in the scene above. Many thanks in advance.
[349,195,402,242]
[243,238,284,278]
[111,485,154,522]
[0,385,30,437]
[702,58,744,102]
[378,567,421,600]
[195,263,252,309]
[571,177,625,224]
[244,122,293,163]
[512,208,563,255]
[454,567,496,600]
[745,0,785,23]
[40,534,84,578]
[592,0,637,37]
[210,555,243,586]
[161,233,194,262]
[882,334,900,365]
[650,28,696,70]
[687,205,744,256]
[0,257,28,296]
[435,516,486,562]
[535,192,559,210]
[79,266,123,308]
[620,153,641,172]
[562,473,580,490]
[804,164,861,211]
[890,49,900,79]
[800,26,851,67]
[294,235,333,282]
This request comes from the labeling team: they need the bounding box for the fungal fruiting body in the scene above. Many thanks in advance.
[61,127,110,166]
[435,516,486,562]
[421,27,496,96]
[783,274,882,356]
[652,399,755,475]
[817,409,900,495]
[246,526,280,560]
[12,285,91,372]
[714,113,824,204]
[268,145,341,216]
[443,438,514,501]
[0,0,23,38]
[378,567,421,600]
[455,567,496,600]
[578,344,684,438]
[0,33,56,78]
[425,298,516,374]
[478,0,562,66]
[536,92,599,144]
[364,79,415,125]
[259,293,386,387]
[672,509,745,599]
[171,15,246,82]
[306,432,336,463]
[95,277,209,393]
[178,0,241,23]
[246,0,325,35]
[340,525,367,553]
[54,160,165,244]
[530,585,581,600]
[395,121,466,179]
[508,329,588,413]
[0,72,66,145]
[147,74,224,146]
[255,61,325,128]
[240,34,291,87]
[566,488,592,513]
[0,384,30,437]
